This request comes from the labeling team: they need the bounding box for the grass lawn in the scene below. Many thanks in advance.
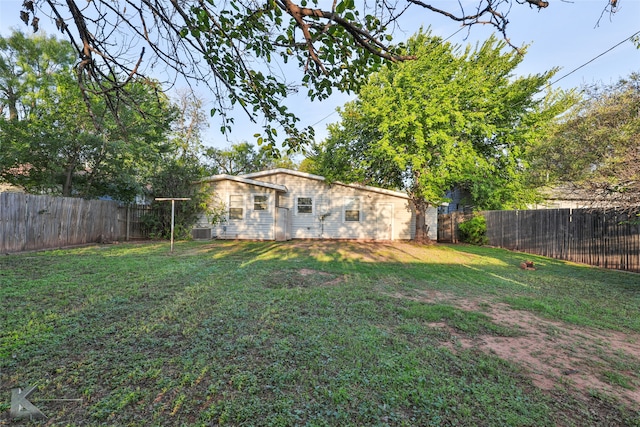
[1,240,639,426]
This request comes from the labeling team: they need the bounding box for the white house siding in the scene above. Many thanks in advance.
[252,173,417,241]
[195,169,438,241]
[195,181,279,240]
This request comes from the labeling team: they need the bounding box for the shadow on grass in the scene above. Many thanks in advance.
[2,240,639,426]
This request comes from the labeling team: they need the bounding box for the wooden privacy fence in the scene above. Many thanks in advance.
[118,203,153,241]
[0,193,153,254]
[483,208,640,273]
[437,212,474,243]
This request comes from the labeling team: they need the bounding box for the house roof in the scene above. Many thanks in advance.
[197,169,410,200]
[241,168,326,182]
[241,169,410,200]
[540,184,596,201]
[196,174,288,192]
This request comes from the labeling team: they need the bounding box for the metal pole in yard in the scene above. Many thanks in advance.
[170,200,175,252]
[155,198,191,253]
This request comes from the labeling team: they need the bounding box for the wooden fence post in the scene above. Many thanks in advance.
[126,205,131,242]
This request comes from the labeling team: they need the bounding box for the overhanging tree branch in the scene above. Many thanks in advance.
[18,0,621,151]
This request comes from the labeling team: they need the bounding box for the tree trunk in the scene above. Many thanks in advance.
[413,199,431,243]
[7,88,19,121]
[62,164,75,197]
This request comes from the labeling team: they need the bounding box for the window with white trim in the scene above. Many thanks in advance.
[229,195,244,220]
[344,197,361,222]
[296,197,313,214]
[253,195,268,211]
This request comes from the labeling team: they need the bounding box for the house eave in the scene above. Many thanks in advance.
[195,174,288,192]
[240,169,410,200]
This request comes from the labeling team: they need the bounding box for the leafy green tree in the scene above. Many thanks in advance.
[143,155,215,239]
[143,92,225,238]
[15,0,617,151]
[203,142,297,175]
[0,31,176,201]
[309,31,572,241]
[531,72,640,208]
[0,31,75,121]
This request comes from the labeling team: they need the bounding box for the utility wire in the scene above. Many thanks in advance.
[442,26,465,43]
[550,29,640,87]
[308,27,639,129]
[309,109,340,128]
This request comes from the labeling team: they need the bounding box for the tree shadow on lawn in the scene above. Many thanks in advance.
[449,243,640,292]
[236,240,640,413]
[3,240,639,425]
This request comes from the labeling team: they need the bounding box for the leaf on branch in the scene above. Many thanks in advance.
[55,18,67,32]
[31,16,39,32]
[22,0,34,12]
[20,10,29,25]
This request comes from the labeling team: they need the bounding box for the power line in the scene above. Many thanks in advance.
[309,109,340,128]
[308,27,639,130]
[442,26,465,43]
[550,29,640,87]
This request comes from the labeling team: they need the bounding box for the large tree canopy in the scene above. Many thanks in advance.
[16,0,619,151]
[203,141,297,175]
[530,72,640,209]
[307,31,573,241]
[0,31,176,201]
[0,30,76,121]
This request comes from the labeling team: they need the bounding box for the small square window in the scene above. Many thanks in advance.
[345,210,360,221]
[344,197,360,222]
[297,197,313,214]
[254,195,268,211]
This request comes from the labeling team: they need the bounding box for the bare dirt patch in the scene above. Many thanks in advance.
[263,269,343,288]
[298,268,343,286]
[390,289,640,410]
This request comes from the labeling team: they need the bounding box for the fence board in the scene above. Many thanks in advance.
[118,204,153,240]
[0,193,154,254]
[482,208,640,273]
[437,212,474,243]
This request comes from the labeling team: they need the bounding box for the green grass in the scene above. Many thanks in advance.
[1,240,639,426]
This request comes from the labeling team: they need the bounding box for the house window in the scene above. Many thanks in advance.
[229,195,244,220]
[297,197,313,214]
[253,195,268,211]
[344,197,360,222]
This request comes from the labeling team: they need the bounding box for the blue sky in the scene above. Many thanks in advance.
[1,1,639,149]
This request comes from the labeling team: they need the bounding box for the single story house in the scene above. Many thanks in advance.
[193,168,437,241]
[440,184,618,213]
[528,184,618,210]
[438,187,474,214]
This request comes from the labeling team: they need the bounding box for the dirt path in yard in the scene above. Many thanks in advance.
[394,289,640,410]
